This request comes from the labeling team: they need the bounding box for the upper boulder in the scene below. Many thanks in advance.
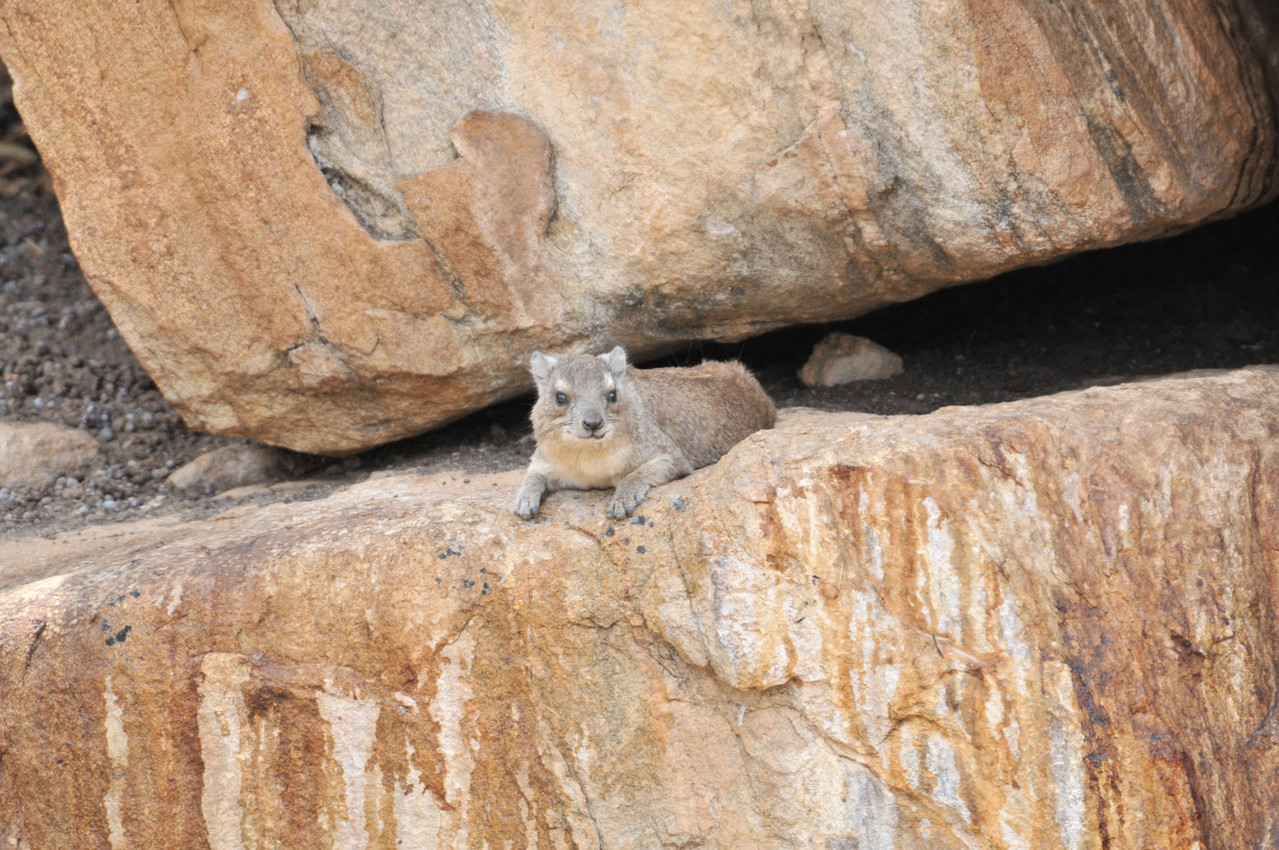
[1,0,1275,453]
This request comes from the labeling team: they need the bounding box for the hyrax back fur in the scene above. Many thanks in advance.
[513,346,776,519]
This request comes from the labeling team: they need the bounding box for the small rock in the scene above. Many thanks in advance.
[0,421,100,491]
[166,443,287,496]
[798,332,904,387]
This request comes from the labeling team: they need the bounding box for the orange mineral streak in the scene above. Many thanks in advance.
[2,368,1277,846]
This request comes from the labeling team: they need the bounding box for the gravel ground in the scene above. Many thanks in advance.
[1,76,1276,539]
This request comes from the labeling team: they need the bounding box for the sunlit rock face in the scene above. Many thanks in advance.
[1,1,1276,453]
[2,366,1277,847]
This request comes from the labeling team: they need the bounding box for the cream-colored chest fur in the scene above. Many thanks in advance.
[541,433,635,489]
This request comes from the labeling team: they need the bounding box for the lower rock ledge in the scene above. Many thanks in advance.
[2,366,1277,848]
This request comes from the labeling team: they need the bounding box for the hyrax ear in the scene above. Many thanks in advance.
[529,351,557,390]
[600,346,628,379]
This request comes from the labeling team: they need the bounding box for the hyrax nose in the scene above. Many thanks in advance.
[582,416,604,432]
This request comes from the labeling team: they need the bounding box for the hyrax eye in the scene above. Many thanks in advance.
[555,391,568,406]
[607,390,617,403]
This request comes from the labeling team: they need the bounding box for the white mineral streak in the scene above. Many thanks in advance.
[708,552,774,686]
[738,704,898,843]
[842,763,900,850]
[1048,664,1088,849]
[1060,467,1086,525]
[1001,810,1033,850]
[197,654,251,850]
[512,762,540,847]
[925,734,972,825]
[165,581,185,615]
[923,497,961,638]
[653,565,710,667]
[393,743,443,849]
[998,595,1029,759]
[104,676,128,849]
[430,630,478,844]
[900,726,921,790]
[317,689,381,849]
[859,482,885,581]
[538,714,601,849]
[848,587,900,744]
[865,522,885,582]
[704,476,853,689]
[1001,452,1042,517]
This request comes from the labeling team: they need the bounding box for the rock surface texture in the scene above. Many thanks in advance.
[0,1,1277,453]
[1,367,1277,848]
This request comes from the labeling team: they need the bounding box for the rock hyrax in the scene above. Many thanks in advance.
[513,346,776,519]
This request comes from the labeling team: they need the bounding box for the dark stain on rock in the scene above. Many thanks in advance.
[1083,115,1162,226]
[247,686,291,718]
[105,584,143,607]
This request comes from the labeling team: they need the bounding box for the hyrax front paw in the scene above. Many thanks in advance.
[608,482,650,519]
[512,489,542,519]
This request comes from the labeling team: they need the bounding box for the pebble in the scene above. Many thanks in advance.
[166,444,287,496]
[798,332,904,387]
[0,421,100,490]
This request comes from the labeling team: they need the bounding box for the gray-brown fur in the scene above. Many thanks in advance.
[513,346,776,519]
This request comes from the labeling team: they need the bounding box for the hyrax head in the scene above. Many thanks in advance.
[529,346,630,441]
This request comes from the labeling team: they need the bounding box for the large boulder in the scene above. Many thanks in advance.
[0,1,1276,453]
[2,366,1277,847]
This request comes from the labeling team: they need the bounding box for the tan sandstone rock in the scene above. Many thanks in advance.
[2,366,1277,847]
[0,1,1276,453]
[0,420,99,490]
